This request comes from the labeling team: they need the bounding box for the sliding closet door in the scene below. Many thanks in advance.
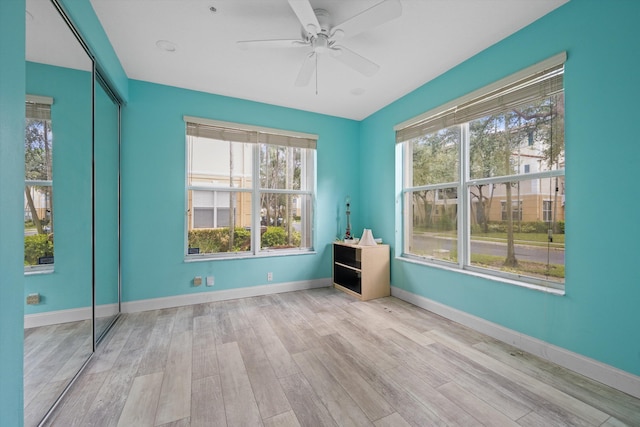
[24,0,94,425]
[94,74,121,342]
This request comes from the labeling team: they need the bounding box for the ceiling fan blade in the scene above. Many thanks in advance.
[237,39,308,50]
[288,0,321,36]
[330,46,379,77]
[331,0,402,39]
[295,52,316,87]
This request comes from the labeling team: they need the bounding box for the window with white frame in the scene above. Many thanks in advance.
[501,200,523,221]
[24,96,54,270]
[185,117,316,258]
[543,200,553,222]
[397,54,566,289]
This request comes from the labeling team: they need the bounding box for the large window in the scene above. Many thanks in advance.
[185,117,316,258]
[24,96,54,270]
[397,54,565,290]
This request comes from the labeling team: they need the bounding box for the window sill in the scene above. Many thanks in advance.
[185,249,317,263]
[396,255,565,296]
[25,266,54,276]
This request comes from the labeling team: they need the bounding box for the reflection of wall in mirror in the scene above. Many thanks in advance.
[25,61,93,315]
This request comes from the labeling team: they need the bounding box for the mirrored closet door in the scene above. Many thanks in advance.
[94,73,121,343]
[24,1,121,425]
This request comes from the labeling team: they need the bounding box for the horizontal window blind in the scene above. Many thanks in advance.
[185,116,317,149]
[186,122,257,143]
[258,132,316,150]
[26,95,53,121]
[396,53,565,144]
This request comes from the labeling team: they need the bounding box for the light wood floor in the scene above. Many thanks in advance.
[43,287,640,427]
[24,320,93,427]
[24,315,120,427]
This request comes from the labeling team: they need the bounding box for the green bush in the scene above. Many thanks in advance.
[262,227,286,247]
[188,227,251,253]
[24,233,53,266]
[261,226,301,248]
[437,214,456,231]
[477,221,564,234]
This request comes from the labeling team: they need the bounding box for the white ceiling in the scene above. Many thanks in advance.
[85,1,567,120]
[26,0,93,72]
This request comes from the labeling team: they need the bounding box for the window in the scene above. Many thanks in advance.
[397,54,565,289]
[185,117,316,258]
[24,96,54,271]
[501,200,522,221]
[543,200,553,222]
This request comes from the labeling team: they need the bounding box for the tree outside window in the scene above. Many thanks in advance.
[24,100,54,268]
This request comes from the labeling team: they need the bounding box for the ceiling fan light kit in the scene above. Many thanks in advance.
[237,0,402,89]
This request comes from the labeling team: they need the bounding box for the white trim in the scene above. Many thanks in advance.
[26,94,54,105]
[25,307,90,329]
[183,115,318,140]
[397,255,565,295]
[394,51,567,132]
[96,303,120,319]
[24,303,118,329]
[122,278,331,313]
[391,286,640,399]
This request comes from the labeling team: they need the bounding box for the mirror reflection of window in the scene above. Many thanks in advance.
[24,97,54,270]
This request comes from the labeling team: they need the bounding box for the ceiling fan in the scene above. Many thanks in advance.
[237,0,402,87]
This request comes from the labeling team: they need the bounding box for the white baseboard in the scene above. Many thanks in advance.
[122,278,331,313]
[23,279,331,328]
[391,286,640,400]
[96,303,120,319]
[24,303,119,329]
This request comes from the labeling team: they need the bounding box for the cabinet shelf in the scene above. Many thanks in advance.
[332,242,389,301]
[334,261,360,272]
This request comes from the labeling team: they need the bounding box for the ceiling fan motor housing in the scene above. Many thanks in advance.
[313,9,331,34]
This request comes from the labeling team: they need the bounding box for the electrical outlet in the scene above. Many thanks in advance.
[193,276,202,286]
[267,272,273,281]
[26,293,40,305]
[206,276,214,287]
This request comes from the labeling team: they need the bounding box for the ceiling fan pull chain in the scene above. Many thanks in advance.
[315,53,319,95]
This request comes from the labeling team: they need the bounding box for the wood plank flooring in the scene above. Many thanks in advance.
[24,320,93,427]
[42,288,640,426]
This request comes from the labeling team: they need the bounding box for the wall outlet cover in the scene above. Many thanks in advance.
[206,276,214,286]
[193,276,202,286]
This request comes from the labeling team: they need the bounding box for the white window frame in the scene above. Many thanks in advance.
[395,53,566,292]
[25,95,55,274]
[184,116,317,260]
[543,200,553,222]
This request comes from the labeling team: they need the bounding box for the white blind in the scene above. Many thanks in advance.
[396,53,565,144]
[25,95,53,121]
[186,122,257,143]
[185,116,317,149]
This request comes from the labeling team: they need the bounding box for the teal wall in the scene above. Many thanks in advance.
[59,0,128,102]
[361,0,640,376]
[3,4,639,425]
[24,62,94,315]
[121,80,360,302]
[0,0,25,424]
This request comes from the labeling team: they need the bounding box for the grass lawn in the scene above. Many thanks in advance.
[415,228,565,249]
[411,250,565,281]
[471,253,565,280]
